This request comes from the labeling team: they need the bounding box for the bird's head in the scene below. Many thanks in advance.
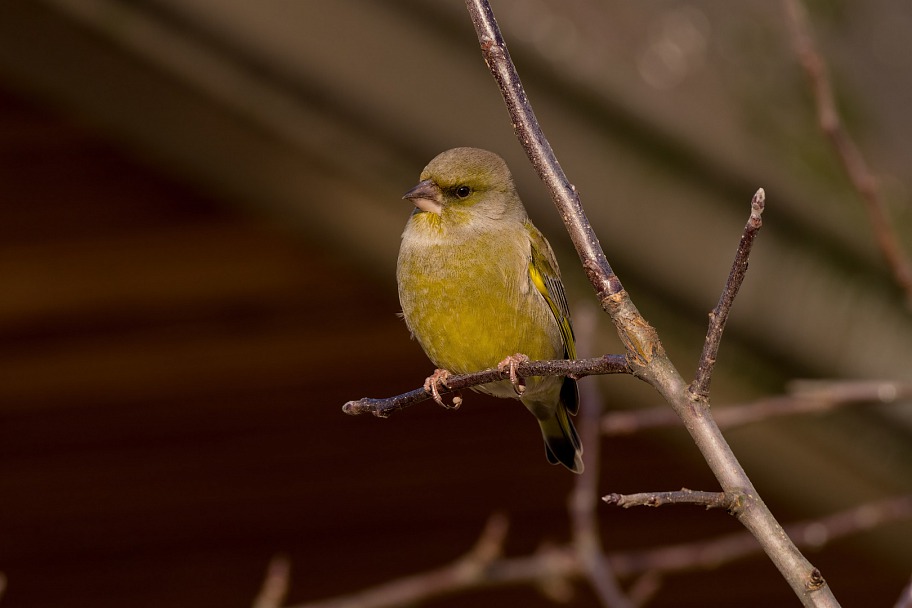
[402,147,524,224]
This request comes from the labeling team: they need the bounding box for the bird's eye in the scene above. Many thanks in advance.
[455,185,471,199]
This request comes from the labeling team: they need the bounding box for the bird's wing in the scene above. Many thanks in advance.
[525,220,577,360]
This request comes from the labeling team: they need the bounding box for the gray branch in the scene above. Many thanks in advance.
[343,355,629,418]
[464,0,840,605]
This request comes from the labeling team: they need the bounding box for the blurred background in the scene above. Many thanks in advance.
[0,0,910,606]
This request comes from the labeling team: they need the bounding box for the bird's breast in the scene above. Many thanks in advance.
[397,220,562,377]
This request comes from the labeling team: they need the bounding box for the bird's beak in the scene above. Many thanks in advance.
[402,179,444,215]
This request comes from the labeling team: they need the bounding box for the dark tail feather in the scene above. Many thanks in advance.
[561,374,580,415]
[540,378,583,473]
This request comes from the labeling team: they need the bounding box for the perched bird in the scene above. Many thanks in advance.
[396,147,583,473]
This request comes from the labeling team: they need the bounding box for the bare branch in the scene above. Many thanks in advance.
[895,575,912,608]
[604,489,732,511]
[464,1,838,605]
[610,495,912,578]
[782,0,912,307]
[343,355,629,418]
[569,306,635,608]
[343,2,904,605]
[626,571,663,607]
[690,189,765,399]
[463,512,510,565]
[253,555,291,608]
[463,0,665,367]
[602,380,912,436]
[286,514,511,608]
[286,496,912,608]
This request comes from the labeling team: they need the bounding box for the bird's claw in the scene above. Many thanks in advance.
[424,369,462,410]
[497,353,530,396]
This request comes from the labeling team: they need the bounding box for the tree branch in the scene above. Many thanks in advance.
[895,575,912,608]
[569,306,634,607]
[464,1,839,605]
[343,355,629,418]
[610,494,912,579]
[602,380,912,436]
[782,0,912,308]
[284,495,912,608]
[604,489,732,510]
[690,189,765,399]
[284,514,511,608]
[253,555,292,608]
[463,0,660,365]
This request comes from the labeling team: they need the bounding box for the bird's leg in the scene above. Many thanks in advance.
[497,353,530,396]
[423,369,463,410]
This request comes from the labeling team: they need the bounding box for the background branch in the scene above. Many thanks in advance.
[602,380,912,436]
[282,495,912,608]
[783,0,912,307]
[253,555,292,608]
[569,306,634,607]
[895,575,912,608]
[610,495,912,579]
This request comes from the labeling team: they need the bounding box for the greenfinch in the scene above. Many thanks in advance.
[396,147,583,473]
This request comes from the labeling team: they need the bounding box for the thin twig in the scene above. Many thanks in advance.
[253,555,292,608]
[783,0,912,307]
[464,1,838,605]
[690,189,765,399]
[602,380,912,436]
[610,495,912,579]
[343,355,629,417]
[569,306,635,608]
[604,489,732,510]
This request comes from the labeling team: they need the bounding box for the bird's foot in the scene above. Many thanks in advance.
[497,353,530,396]
[423,369,462,410]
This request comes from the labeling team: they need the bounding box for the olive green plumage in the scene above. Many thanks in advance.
[396,147,583,473]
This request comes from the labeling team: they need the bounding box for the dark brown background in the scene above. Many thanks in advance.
[0,1,911,607]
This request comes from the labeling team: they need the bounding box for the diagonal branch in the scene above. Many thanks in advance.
[690,189,765,399]
[253,555,292,608]
[285,514,512,608]
[343,355,629,417]
[463,0,660,365]
[895,575,912,608]
[602,380,912,436]
[283,495,912,608]
[464,1,839,606]
[610,494,912,579]
[782,0,912,307]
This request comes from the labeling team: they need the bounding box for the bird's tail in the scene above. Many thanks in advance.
[537,378,583,474]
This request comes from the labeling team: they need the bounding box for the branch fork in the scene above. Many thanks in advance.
[336,1,881,606]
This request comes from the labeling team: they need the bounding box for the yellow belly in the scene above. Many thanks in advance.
[397,219,563,397]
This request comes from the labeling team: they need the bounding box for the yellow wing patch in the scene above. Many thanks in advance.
[526,222,576,360]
